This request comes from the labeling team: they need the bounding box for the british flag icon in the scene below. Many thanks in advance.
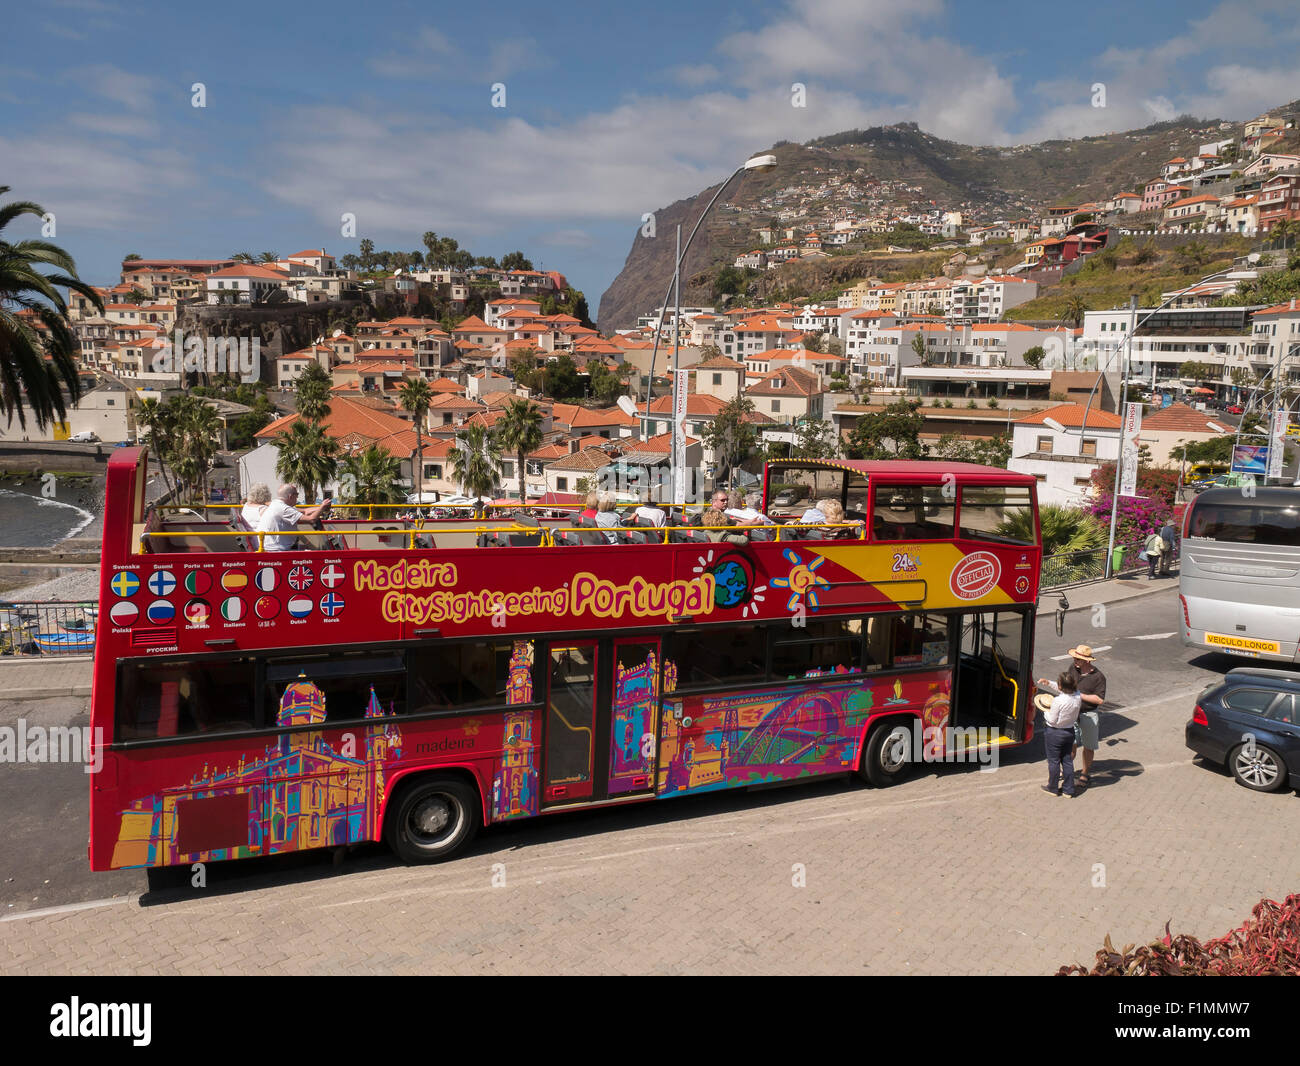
[288,565,314,591]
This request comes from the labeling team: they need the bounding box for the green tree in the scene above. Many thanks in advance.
[500,251,533,272]
[496,398,545,504]
[274,419,340,503]
[846,400,924,459]
[398,377,433,499]
[0,186,102,429]
[340,444,404,506]
[1174,240,1210,275]
[509,350,542,391]
[1179,360,1215,383]
[1059,294,1089,328]
[123,252,142,262]
[803,332,824,354]
[793,418,835,459]
[910,333,928,366]
[1133,242,1158,266]
[1022,345,1045,369]
[447,422,502,500]
[702,396,757,486]
[295,361,332,423]
[359,238,376,272]
[259,251,279,263]
[1000,504,1106,555]
[541,354,583,400]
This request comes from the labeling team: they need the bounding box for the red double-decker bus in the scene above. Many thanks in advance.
[88,449,1041,871]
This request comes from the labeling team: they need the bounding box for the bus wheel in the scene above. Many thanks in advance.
[860,721,914,788]
[1229,742,1288,792]
[385,778,479,863]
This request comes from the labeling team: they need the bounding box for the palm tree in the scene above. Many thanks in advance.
[135,396,176,495]
[1270,218,1294,251]
[1059,295,1089,329]
[0,186,102,430]
[295,361,332,424]
[447,422,502,502]
[231,252,255,263]
[398,377,433,498]
[274,419,340,503]
[998,504,1106,555]
[258,252,279,263]
[495,398,544,504]
[340,444,404,506]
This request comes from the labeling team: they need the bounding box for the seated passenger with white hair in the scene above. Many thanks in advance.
[257,484,331,551]
[240,483,272,529]
[634,491,667,528]
[725,491,773,525]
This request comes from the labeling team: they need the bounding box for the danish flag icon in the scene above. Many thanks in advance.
[320,564,345,589]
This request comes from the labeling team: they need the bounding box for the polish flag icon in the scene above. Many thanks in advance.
[320,564,345,589]
[288,596,312,618]
[220,597,244,622]
[110,601,138,627]
[255,567,279,592]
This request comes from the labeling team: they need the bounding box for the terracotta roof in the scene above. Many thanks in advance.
[1016,403,1121,429]
[254,396,413,444]
[547,446,616,473]
[1252,300,1300,316]
[745,367,823,397]
[694,355,746,371]
[427,377,465,393]
[1140,403,1230,433]
[427,394,486,411]
[288,249,327,258]
[207,264,288,280]
[549,403,638,427]
[647,393,727,416]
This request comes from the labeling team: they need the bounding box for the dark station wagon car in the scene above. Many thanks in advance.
[1186,668,1300,792]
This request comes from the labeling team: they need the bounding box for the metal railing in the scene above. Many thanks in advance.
[1039,540,1154,589]
[0,601,97,657]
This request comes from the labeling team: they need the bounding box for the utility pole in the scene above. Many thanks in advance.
[1104,295,1137,578]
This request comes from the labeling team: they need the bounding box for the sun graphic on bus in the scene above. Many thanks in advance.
[770,549,828,612]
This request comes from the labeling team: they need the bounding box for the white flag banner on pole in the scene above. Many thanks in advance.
[1268,409,1288,479]
[672,358,689,501]
[1120,402,1142,497]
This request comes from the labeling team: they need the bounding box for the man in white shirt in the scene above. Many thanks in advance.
[240,483,271,529]
[257,484,330,551]
[1035,674,1081,797]
[634,491,667,527]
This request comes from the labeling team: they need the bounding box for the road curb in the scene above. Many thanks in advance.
[1041,577,1178,614]
[5,685,93,700]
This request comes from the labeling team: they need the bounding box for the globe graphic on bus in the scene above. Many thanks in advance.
[711,556,751,608]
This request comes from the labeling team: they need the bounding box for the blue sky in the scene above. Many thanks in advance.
[3,0,1299,318]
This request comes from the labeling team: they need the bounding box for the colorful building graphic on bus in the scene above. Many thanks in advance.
[111,679,402,869]
[656,671,951,797]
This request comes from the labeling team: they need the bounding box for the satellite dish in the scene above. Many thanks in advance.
[616,396,636,416]
[332,328,343,338]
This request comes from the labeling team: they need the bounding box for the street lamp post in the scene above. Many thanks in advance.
[642,153,778,505]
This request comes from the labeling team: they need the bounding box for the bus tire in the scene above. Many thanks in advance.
[860,720,914,788]
[384,777,480,863]
[1229,741,1289,793]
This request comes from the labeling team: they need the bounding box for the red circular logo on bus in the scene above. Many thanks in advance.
[950,551,1000,600]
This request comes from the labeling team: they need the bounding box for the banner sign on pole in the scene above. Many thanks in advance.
[1268,410,1288,479]
[1120,402,1141,497]
[1232,444,1268,476]
[671,355,689,502]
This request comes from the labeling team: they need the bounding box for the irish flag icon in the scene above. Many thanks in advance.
[220,597,245,622]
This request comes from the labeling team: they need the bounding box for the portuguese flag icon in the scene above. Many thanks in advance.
[221,597,244,621]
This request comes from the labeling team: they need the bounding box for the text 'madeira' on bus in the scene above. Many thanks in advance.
[89,449,1043,871]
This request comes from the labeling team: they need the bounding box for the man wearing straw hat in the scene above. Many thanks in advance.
[1038,644,1106,786]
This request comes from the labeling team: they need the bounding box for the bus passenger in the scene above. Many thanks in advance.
[634,491,667,527]
[581,490,599,522]
[726,492,773,525]
[258,485,330,551]
[594,491,621,543]
[703,508,748,545]
[241,483,272,529]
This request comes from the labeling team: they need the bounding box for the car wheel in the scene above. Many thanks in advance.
[385,777,479,863]
[859,720,914,788]
[1229,741,1289,792]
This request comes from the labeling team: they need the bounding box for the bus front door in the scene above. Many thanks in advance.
[542,642,598,806]
[956,610,1029,742]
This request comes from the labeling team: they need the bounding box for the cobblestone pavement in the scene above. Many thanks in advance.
[4,680,1298,975]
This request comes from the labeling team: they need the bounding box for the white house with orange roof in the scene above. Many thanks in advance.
[1163,193,1222,231]
[284,249,336,274]
[277,344,335,388]
[693,354,747,402]
[745,366,824,424]
[205,263,288,305]
[1221,194,1260,236]
[1009,404,1122,507]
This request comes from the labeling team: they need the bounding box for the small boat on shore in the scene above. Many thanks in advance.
[34,630,95,653]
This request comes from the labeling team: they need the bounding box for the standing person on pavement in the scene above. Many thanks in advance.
[1143,527,1165,579]
[1158,516,1179,576]
[1035,672,1082,797]
[1061,645,1106,785]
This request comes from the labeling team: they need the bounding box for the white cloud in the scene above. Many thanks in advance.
[666,64,720,88]
[537,228,596,249]
[72,64,157,112]
[68,112,159,138]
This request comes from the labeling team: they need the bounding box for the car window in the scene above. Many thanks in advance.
[1264,693,1297,725]
[1222,687,1284,716]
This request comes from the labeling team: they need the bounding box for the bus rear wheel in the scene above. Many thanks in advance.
[860,721,914,788]
[385,777,479,863]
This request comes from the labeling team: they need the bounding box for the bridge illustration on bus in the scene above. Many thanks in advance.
[88,449,1041,871]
